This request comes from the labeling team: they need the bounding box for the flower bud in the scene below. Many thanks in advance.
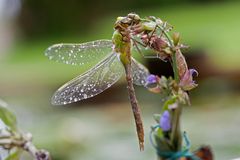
[160,110,171,132]
[146,74,158,84]
[172,32,180,46]
[146,75,161,93]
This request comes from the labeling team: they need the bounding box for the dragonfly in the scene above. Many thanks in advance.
[45,13,150,150]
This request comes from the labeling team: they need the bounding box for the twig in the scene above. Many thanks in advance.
[0,132,51,160]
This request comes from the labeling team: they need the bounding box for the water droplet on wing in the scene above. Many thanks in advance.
[74,98,78,102]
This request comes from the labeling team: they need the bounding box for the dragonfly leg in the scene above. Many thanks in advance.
[149,24,159,39]
[156,21,173,37]
[150,23,167,40]
[132,38,157,58]
[132,38,159,59]
[132,38,146,55]
[131,37,147,47]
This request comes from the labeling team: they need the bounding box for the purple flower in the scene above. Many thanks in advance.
[179,69,198,91]
[146,75,161,93]
[160,110,171,131]
[146,74,158,84]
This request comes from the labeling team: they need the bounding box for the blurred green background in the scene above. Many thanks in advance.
[0,0,240,159]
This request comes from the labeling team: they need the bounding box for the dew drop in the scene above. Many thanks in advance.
[83,94,87,99]
[74,98,78,102]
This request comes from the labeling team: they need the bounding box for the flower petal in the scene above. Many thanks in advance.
[146,74,158,84]
[160,111,171,131]
[179,68,198,91]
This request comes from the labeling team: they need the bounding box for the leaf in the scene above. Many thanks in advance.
[162,96,177,111]
[0,99,18,132]
[5,148,22,160]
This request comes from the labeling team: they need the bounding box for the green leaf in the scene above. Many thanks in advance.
[162,96,177,111]
[5,148,22,160]
[0,99,18,132]
[156,127,163,137]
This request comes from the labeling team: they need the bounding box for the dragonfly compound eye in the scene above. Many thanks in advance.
[127,13,140,21]
[121,17,132,24]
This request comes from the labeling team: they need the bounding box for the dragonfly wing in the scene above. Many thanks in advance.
[45,39,113,66]
[131,58,150,86]
[52,53,124,105]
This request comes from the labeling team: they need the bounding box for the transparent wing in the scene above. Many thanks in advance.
[52,53,124,105]
[45,39,113,66]
[131,58,150,86]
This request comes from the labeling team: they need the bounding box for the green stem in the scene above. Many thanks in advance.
[170,105,182,151]
[159,24,182,151]
[171,51,180,83]
[158,25,180,83]
[142,17,183,157]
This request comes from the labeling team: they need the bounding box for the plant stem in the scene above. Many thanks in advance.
[170,105,182,151]
[171,52,180,83]
[158,25,180,83]
[0,133,51,160]
[159,24,182,156]
[24,141,51,160]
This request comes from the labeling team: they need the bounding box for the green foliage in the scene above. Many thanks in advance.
[0,100,18,132]
[5,149,22,160]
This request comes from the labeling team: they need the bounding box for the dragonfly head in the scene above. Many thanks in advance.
[127,13,140,22]
[114,13,141,30]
